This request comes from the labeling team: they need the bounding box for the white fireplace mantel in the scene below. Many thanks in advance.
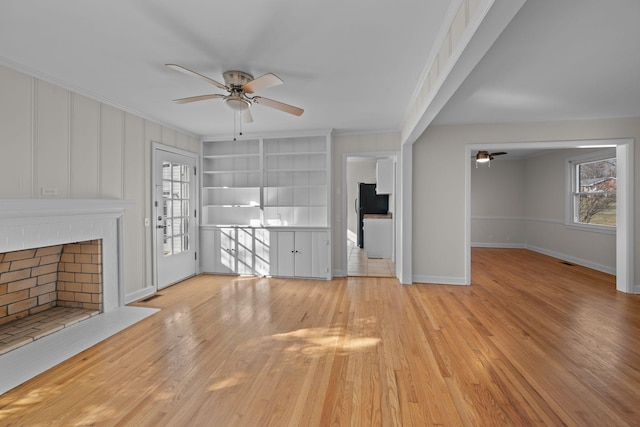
[0,198,135,311]
[0,198,135,220]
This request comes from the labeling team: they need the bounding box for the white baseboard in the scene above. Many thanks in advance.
[125,286,157,304]
[471,242,526,248]
[525,244,616,275]
[471,242,616,276]
[412,275,467,286]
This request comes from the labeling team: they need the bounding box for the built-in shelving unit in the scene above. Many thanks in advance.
[201,139,262,226]
[200,132,331,279]
[263,136,328,227]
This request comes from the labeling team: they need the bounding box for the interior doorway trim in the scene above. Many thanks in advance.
[465,138,635,293]
[342,151,400,279]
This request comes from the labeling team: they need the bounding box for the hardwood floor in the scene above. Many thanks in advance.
[1,248,639,426]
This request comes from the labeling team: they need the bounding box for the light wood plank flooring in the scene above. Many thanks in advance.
[1,248,639,426]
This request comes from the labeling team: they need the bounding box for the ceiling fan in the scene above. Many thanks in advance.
[475,150,507,167]
[166,64,304,123]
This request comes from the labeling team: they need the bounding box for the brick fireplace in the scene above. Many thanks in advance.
[0,199,164,395]
[0,240,103,326]
[0,199,134,350]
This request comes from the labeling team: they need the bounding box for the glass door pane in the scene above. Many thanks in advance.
[162,161,191,256]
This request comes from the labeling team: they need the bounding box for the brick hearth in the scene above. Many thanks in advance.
[0,306,99,355]
[0,240,103,354]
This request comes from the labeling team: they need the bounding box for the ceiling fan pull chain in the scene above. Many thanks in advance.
[233,109,237,141]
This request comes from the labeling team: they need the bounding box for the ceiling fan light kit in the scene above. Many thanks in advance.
[476,152,490,163]
[223,96,251,111]
[475,150,507,167]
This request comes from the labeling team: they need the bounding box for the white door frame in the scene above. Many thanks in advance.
[465,138,635,293]
[342,151,400,278]
[151,142,200,291]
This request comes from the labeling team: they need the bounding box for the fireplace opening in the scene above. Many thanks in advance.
[0,239,103,354]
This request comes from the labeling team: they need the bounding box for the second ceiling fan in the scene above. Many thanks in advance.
[475,150,507,167]
[166,64,304,123]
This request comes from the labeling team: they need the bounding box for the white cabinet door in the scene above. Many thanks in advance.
[200,228,217,273]
[254,228,273,276]
[236,227,254,275]
[214,227,237,274]
[276,231,295,277]
[294,231,312,277]
[203,227,274,276]
[311,231,330,278]
[376,159,394,194]
[364,219,392,258]
[274,230,329,278]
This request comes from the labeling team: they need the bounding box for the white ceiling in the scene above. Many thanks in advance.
[433,0,640,125]
[0,0,451,138]
[1,1,639,140]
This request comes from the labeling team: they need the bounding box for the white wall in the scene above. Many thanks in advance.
[332,132,400,274]
[414,117,639,285]
[471,158,526,246]
[0,64,200,301]
[523,149,616,273]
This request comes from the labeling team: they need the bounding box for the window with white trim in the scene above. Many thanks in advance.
[567,149,616,231]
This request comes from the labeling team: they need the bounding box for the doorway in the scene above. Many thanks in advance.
[152,144,198,290]
[344,154,397,277]
[465,139,634,293]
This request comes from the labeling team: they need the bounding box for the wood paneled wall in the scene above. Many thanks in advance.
[0,64,200,301]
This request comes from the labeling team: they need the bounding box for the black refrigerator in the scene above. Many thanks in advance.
[356,183,389,248]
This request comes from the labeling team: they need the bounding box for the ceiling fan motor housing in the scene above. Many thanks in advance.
[223,70,254,87]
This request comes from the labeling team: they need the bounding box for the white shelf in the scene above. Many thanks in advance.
[203,186,261,189]
[203,170,260,174]
[265,168,326,172]
[203,154,261,159]
[201,135,329,228]
[203,205,260,210]
[202,139,260,157]
[264,151,326,157]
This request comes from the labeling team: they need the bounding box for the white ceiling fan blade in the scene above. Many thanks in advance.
[253,96,304,116]
[242,73,283,94]
[243,108,253,123]
[172,94,225,104]
[165,64,228,90]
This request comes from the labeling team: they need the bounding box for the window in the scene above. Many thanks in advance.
[162,161,191,255]
[567,150,616,232]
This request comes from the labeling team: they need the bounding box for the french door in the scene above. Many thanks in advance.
[153,145,198,289]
